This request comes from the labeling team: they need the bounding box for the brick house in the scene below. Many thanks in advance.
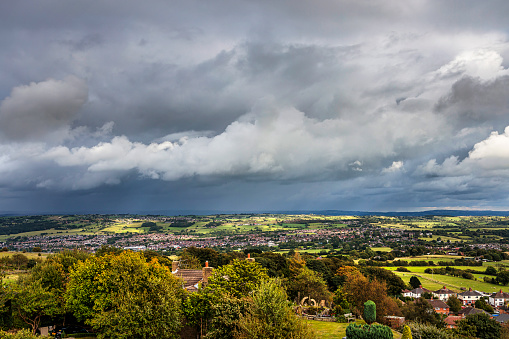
[429,299,450,315]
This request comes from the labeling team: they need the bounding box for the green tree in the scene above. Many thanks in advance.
[11,279,60,334]
[332,286,351,312]
[455,313,501,339]
[287,268,331,303]
[236,279,315,339]
[65,251,183,339]
[401,297,445,327]
[446,295,462,313]
[207,259,268,299]
[205,294,250,339]
[364,300,376,324]
[497,270,509,286]
[485,266,497,276]
[10,254,29,270]
[475,297,494,313]
[409,276,421,289]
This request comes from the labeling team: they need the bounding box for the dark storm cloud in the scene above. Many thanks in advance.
[1,1,509,212]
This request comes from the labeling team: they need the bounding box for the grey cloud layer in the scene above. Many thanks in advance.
[1,1,509,212]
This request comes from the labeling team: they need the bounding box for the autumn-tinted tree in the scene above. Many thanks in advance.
[361,267,407,296]
[335,266,361,286]
[343,272,401,322]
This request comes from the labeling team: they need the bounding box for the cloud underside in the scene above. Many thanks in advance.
[2,1,509,210]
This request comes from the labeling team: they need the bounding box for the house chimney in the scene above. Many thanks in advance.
[172,260,179,272]
[202,262,213,285]
[246,253,255,262]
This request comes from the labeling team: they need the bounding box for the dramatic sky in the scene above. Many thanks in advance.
[2,1,509,214]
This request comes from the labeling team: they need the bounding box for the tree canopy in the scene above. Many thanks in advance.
[65,251,183,339]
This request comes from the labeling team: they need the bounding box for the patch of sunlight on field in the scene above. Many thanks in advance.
[371,247,392,252]
[394,255,466,263]
[0,251,48,260]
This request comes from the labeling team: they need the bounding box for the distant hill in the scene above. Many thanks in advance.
[300,209,509,217]
[2,209,509,217]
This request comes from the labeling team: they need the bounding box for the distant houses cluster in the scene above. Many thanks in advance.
[401,285,509,328]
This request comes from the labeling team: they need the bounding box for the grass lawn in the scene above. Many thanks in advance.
[307,320,401,339]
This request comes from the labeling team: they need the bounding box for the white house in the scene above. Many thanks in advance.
[458,288,483,306]
[433,286,457,301]
[489,290,509,307]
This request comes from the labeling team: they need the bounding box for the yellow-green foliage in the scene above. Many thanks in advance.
[0,329,51,338]
[401,325,412,339]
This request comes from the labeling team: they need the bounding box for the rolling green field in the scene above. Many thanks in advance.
[0,251,48,260]
[393,270,501,293]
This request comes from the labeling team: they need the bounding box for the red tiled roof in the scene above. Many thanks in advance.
[429,299,449,309]
[445,315,462,326]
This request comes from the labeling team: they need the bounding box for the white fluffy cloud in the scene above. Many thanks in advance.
[418,126,509,179]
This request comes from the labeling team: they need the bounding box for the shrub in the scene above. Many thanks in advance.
[364,300,376,324]
[396,267,410,272]
[407,322,455,339]
[0,329,51,339]
[335,315,347,323]
[345,323,393,339]
[401,325,412,339]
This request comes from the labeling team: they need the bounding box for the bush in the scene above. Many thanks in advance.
[401,325,412,339]
[236,279,315,339]
[396,267,410,272]
[0,329,51,339]
[345,323,393,339]
[335,315,347,323]
[364,300,376,324]
[407,322,456,339]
